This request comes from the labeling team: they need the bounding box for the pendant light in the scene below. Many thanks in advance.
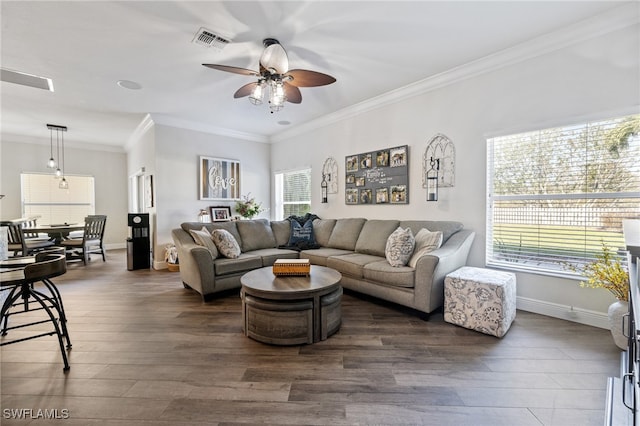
[46,124,68,188]
[46,126,56,169]
[58,126,68,189]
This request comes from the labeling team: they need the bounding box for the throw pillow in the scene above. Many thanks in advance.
[288,219,317,246]
[211,229,241,259]
[189,227,219,259]
[385,227,415,267]
[408,228,443,268]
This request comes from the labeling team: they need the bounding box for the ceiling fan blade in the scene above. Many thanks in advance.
[203,64,259,77]
[234,82,259,98]
[286,69,336,87]
[260,42,289,74]
[283,83,302,104]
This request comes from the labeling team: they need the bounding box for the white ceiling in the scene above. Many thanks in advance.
[0,1,634,150]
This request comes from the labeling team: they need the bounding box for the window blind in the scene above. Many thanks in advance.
[21,173,95,225]
[275,168,311,220]
[486,114,640,275]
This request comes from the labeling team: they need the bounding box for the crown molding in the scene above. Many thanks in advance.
[1,132,125,153]
[125,113,155,153]
[149,113,269,143]
[271,3,640,143]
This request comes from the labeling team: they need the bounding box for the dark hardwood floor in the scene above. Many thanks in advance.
[1,249,620,425]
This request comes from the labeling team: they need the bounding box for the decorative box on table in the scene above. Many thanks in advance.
[272,259,311,276]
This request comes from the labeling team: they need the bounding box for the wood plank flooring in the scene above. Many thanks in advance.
[1,249,620,425]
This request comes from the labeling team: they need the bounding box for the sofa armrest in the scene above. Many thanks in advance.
[413,229,476,312]
[171,228,216,298]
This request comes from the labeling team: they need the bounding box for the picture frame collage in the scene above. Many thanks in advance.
[345,145,409,205]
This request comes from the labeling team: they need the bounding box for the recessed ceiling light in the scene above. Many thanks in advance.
[117,80,142,90]
[277,121,291,126]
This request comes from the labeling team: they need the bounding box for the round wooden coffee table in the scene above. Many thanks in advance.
[240,265,342,345]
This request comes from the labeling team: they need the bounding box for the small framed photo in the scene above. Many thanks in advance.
[359,153,372,169]
[355,176,366,187]
[376,150,389,167]
[346,174,356,184]
[390,146,407,167]
[346,155,359,172]
[390,185,407,204]
[210,206,232,222]
[376,187,389,204]
[360,189,372,204]
[346,188,359,204]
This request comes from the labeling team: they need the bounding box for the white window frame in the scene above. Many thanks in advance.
[486,114,640,277]
[274,168,312,221]
[21,172,96,225]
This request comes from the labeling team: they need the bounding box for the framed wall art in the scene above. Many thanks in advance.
[199,156,241,200]
[345,145,409,205]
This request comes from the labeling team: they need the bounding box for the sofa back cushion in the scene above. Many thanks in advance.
[355,220,400,256]
[237,219,276,252]
[327,218,366,250]
[181,221,242,247]
[312,219,337,247]
[399,220,463,243]
[270,220,291,247]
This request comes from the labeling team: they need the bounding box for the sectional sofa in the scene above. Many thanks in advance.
[171,218,475,317]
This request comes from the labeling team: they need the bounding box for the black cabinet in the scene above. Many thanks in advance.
[127,213,150,270]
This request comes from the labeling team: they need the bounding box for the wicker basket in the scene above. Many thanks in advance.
[167,263,180,272]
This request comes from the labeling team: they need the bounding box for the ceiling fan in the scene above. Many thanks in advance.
[203,38,336,113]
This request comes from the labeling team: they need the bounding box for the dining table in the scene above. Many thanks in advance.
[29,224,84,245]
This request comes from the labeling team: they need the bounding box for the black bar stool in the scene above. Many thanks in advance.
[0,252,72,371]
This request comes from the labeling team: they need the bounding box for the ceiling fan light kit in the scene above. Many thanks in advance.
[203,38,335,113]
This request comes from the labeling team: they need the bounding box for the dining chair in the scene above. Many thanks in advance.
[1,219,55,257]
[60,215,107,265]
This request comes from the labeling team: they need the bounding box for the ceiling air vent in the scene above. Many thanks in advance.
[192,27,231,51]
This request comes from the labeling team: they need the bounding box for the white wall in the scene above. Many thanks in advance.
[270,25,640,325]
[152,124,271,266]
[0,139,128,246]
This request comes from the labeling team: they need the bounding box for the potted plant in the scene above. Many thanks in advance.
[569,242,630,349]
[235,193,265,219]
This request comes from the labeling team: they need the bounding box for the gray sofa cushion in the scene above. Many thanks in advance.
[355,219,399,256]
[270,220,291,247]
[300,247,353,266]
[327,253,382,278]
[327,218,366,250]
[214,253,262,276]
[237,219,276,252]
[363,260,415,288]
[312,219,337,247]
[399,220,463,243]
[246,248,299,266]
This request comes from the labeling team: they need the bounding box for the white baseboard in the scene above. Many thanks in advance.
[517,296,609,329]
[105,242,126,250]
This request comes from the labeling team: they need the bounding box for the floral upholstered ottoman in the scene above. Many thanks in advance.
[444,266,516,337]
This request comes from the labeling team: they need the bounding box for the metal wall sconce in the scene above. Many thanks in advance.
[426,157,440,201]
[321,173,328,203]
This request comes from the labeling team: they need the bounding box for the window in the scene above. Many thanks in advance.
[21,173,95,225]
[274,168,311,220]
[486,114,640,276]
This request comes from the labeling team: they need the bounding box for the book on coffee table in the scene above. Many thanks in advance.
[272,259,311,276]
